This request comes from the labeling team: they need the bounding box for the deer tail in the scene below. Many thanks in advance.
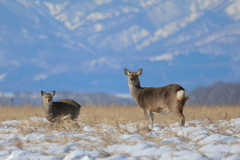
[176,90,189,102]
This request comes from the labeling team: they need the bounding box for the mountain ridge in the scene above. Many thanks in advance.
[0,0,240,93]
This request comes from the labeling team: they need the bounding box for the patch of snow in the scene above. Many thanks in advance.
[22,133,55,142]
[83,57,121,69]
[6,150,62,160]
[94,23,104,32]
[119,7,139,14]
[64,149,110,160]
[120,134,144,142]
[149,53,173,61]
[1,117,240,159]
[64,21,84,30]
[84,125,95,132]
[136,12,203,50]
[198,134,237,145]
[98,155,138,160]
[38,35,47,39]
[0,73,7,81]
[216,36,238,44]
[98,25,149,51]
[86,12,113,21]
[44,2,68,15]
[94,0,112,6]
[139,0,158,8]
[45,146,70,155]
[225,0,240,20]
[34,74,47,81]
[16,0,30,8]
[199,144,230,153]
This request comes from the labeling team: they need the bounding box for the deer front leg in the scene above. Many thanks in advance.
[144,109,154,129]
[149,111,154,129]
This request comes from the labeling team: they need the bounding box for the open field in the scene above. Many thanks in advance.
[0,105,240,159]
[1,105,240,124]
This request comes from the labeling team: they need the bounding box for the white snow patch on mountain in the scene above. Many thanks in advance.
[94,23,104,32]
[34,74,47,81]
[149,53,173,61]
[84,57,121,69]
[139,0,158,8]
[99,25,149,51]
[94,0,112,6]
[0,73,7,81]
[44,2,68,15]
[119,6,139,14]
[87,11,119,21]
[38,35,47,39]
[225,0,240,20]
[136,12,203,50]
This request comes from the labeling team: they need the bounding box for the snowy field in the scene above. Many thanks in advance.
[0,117,240,160]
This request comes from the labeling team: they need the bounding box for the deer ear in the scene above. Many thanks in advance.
[124,68,130,76]
[137,68,143,76]
[51,91,56,96]
[40,91,45,96]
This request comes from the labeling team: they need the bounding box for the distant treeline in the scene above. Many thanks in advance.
[0,92,135,107]
[1,81,240,107]
[188,81,240,106]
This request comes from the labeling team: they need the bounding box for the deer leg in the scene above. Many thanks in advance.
[171,110,185,127]
[178,103,185,126]
[180,111,185,126]
[144,109,154,129]
[149,111,154,129]
[168,101,185,127]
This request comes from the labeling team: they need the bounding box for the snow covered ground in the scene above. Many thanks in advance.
[0,117,240,160]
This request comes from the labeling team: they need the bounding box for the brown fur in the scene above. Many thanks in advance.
[124,68,189,129]
[41,91,81,123]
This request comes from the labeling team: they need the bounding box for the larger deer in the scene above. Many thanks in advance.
[124,68,189,129]
[41,91,81,123]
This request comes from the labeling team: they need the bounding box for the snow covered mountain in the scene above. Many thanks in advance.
[0,0,240,94]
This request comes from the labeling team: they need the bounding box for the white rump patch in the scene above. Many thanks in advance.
[177,90,188,101]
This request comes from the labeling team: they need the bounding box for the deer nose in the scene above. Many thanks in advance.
[130,78,133,81]
[48,99,51,102]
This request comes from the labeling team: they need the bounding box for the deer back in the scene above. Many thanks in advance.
[52,99,81,116]
[136,84,184,111]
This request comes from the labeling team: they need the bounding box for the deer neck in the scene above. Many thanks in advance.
[129,83,142,101]
[43,102,53,115]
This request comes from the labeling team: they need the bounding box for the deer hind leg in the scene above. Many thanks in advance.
[169,102,185,127]
[171,110,185,127]
[178,102,185,126]
[179,111,185,127]
[144,109,154,129]
[71,108,80,120]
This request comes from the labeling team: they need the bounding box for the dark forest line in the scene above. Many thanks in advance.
[188,81,240,106]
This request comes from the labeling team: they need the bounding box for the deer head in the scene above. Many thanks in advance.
[41,91,55,106]
[124,68,143,87]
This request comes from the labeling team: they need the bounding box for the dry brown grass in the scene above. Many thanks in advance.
[0,105,44,122]
[0,105,240,124]
[0,105,239,159]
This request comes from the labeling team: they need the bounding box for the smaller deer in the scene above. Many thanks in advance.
[41,91,81,123]
[124,68,189,129]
